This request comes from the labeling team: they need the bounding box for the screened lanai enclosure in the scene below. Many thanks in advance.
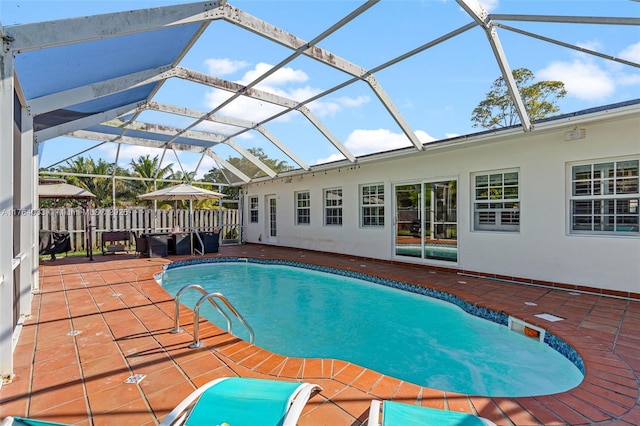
[1,0,639,381]
[3,1,638,184]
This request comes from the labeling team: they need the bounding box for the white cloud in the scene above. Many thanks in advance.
[344,129,414,156]
[618,74,640,86]
[205,88,288,123]
[478,0,499,12]
[537,59,615,101]
[241,62,309,86]
[204,58,250,76]
[204,62,369,121]
[98,144,170,167]
[308,95,371,118]
[619,41,640,63]
[314,128,436,164]
[336,95,370,108]
[309,99,342,117]
[415,130,437,144]
[314,153,345,165]
[576,40,603,53]
[536,39,640,102]
[196,120,256,140]
[611,42,640,87]
[203,62,303,123]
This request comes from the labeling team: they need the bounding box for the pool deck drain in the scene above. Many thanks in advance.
[123,374,146,384]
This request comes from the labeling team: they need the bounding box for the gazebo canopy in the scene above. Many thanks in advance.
[38,182,96,199]
[2,1,638,185]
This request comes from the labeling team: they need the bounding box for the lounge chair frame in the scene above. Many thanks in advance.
[368,400,497,426]
[159,377,321,426]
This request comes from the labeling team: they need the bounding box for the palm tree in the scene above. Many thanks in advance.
[128,155,174,206]
[167,170,197,209]
[169,170,196,182]
[56,157,115,207]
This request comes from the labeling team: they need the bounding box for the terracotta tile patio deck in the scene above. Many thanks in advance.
[1,244,639,425]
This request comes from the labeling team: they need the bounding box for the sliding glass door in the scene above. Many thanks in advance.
[394,180,457,262]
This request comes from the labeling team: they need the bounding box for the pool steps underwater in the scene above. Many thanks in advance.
[163,257,585,375]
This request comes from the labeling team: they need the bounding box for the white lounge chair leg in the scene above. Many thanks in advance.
[367,400,382,426]
[282,383,323,426]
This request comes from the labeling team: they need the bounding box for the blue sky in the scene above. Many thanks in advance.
[2,0,639,179]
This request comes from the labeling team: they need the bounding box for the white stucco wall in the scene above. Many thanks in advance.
[243,111,640,294]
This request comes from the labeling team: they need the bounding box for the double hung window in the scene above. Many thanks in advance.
[570,159,639,234]
[249,196,259,223]
[324,188,343,226]
[296,191,310,225]
[361,184,384,227]
[473,170,520,232]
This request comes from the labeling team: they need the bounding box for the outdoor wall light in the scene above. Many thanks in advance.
[564,127,586,141]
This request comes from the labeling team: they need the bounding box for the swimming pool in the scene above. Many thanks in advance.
[395,243,458,261]
[160,258,584,397]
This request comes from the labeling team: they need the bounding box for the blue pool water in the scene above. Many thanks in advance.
[395,243,458,261]
[160,260,584,397]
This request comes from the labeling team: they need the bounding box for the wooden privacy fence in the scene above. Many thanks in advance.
[39,208,240,251]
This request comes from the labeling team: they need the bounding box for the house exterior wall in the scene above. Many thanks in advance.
[0,34,16,380]
[243,111,640,295]
[1,47,38,381]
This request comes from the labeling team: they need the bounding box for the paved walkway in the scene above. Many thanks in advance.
[1,244,639,425]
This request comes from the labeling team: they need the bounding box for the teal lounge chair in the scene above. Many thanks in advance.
[368,400,496,426]
[160,377,322,426]
[1,418,68,426]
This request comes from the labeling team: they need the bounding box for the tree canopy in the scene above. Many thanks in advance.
[471,68,567,129]
[128,155,174,190]
[52,157,123,207]
[40,149,289,206]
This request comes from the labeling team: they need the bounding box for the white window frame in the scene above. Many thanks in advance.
[249,196,259,223]
[295,191,311,225]
[569,158,639,235]
[324,187,343,226]
[361,183,385,227]
[472,169,520,232]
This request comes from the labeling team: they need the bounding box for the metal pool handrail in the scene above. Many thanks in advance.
[172,284,209,334]
[190,292,255,348]
[171,284,254,348]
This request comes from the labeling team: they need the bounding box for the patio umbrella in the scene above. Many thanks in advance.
[138,184,225,254]
[137,183,225,202]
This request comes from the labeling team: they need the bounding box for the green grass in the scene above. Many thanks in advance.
[39,249,96,260]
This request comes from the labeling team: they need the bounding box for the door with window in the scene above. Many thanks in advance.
[267,195,277,242]
[394,180,457,262]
